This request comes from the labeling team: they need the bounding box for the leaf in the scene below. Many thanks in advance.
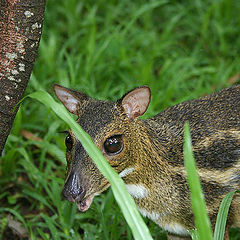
[214,190,239,240]
[7,215,29,238]
[0,208,28,232]
[21,129,43,141]
[184,122,213,240]
[23,189,55,213]
[28,90,153,240]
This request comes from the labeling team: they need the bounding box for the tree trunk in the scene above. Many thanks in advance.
[0,0,46,155]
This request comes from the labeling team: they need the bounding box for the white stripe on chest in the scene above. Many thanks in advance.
[137,207,162,222]
[125,184,149,199]
[119,167,135,178]
[164,222,189,236]
[137,207,189,236]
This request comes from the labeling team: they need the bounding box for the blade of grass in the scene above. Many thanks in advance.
[41,214,60,240]
[189,229,199,240]
[122,0,167,37]
[184,122,213,240]
[28,90,153,240]
[23,189,54,213]
[214,190,239,240]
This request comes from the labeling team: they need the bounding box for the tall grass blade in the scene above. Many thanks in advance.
[189,229,199,240]
[214,190,239,240]
[184,122,213,240]
[28,90,153,240]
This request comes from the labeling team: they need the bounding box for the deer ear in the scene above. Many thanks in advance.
[121,86,151,121]
[53,84,88,115]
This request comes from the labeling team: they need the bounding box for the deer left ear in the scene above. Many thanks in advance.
[53,84,89,116]
[120,86,151,121]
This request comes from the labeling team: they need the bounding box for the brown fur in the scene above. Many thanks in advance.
[54,84,240,239]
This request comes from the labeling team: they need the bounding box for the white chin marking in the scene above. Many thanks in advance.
[125,184,148,199]
[119,167,135,178]
[76,195,94,212]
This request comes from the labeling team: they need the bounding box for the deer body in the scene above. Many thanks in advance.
[54,84,240,239]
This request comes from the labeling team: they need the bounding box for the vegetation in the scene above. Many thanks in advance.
[1,0,240,239]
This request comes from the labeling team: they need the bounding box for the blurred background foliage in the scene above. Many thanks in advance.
[1,0,240,239]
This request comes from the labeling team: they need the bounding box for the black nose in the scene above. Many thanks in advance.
[62,172,86,202]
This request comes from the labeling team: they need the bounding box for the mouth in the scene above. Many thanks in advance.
[76,195,94,212]
[75,183,110,212]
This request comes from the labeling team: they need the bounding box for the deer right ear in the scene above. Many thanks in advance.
[53,84,88,115]
[120,86,151,121]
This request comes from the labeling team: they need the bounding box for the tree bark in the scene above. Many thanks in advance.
[0,0,46,155]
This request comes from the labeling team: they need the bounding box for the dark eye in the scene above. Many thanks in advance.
[104,135,123,155]
[65,134,73,152]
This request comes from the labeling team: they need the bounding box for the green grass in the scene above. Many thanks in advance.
[1,0,240,239]
[184,122,213,240]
